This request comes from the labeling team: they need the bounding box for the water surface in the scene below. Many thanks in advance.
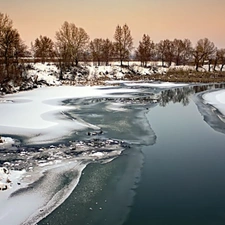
[37,85,225,225]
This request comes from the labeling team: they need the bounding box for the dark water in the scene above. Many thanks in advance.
[39,85,225,225]
[124,101,225,225]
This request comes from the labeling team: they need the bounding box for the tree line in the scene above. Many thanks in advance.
[1,12,225,84]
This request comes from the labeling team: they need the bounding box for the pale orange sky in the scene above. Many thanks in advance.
[1,0,225,48]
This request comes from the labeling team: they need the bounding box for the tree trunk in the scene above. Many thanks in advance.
[213,59,218,71]
[161,57,164,67]
[176,54,180,66]
[208,60,211,72]
[195,60,199,72]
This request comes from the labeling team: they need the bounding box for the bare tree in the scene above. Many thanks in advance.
[0,13,12,39]
[32,35,54,63]
[136,34,154,67]
[14,38,28,65]
[0,27,24,77]
[164,40,174,66]
[55,21,89,67]
[89,38,104,66]
[89,38,114,66]
[156,40,166,67]
[173,39,192,66]
[114,24,133,66]
[0,12,28,84]
[0,13,13,68]
[216,48,225,71]
[181,39,192,66]
[173,39,184,66]
[102,39,114,66]
[192,38,216,71]
[156,39,174,67]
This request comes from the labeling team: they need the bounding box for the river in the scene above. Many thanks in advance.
[38,84,225,225]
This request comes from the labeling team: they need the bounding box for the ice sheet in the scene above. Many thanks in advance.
[123,82,188,88]
[0,161,86,225]
[0,86,139,144]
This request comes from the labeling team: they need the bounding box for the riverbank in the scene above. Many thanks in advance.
[1,62,225,95]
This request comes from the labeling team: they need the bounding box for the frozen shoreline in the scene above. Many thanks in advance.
[202,89,225,116]
[193,87,225,135]
[0,86,140,145]
[0,142,125,225]
[0,161,86,225]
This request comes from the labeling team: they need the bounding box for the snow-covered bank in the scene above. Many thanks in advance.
[3,61,215,96]
[202,89,225,116]
[194,87,225,135]
[26,62,165,87]
[27,63,61,86]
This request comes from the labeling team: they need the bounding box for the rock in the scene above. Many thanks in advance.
[0,167,9,174]
[6,178,11,183]
[0,184,8,191]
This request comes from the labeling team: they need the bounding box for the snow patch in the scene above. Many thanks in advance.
[0,137,15,149]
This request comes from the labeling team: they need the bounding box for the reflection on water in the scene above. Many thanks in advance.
[158,83,225,107]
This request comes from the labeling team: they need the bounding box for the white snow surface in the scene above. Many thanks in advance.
[86,62,168,80]
[24,62,225,87]
[123,82,188,88]
[27,63,61,85]
[202,89,225,115]
[0,137,15,148]
[0,86,139,144]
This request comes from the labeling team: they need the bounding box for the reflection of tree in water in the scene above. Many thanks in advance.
[65,83,225,108]
[159,83,225,107]
[159,87,194,107]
